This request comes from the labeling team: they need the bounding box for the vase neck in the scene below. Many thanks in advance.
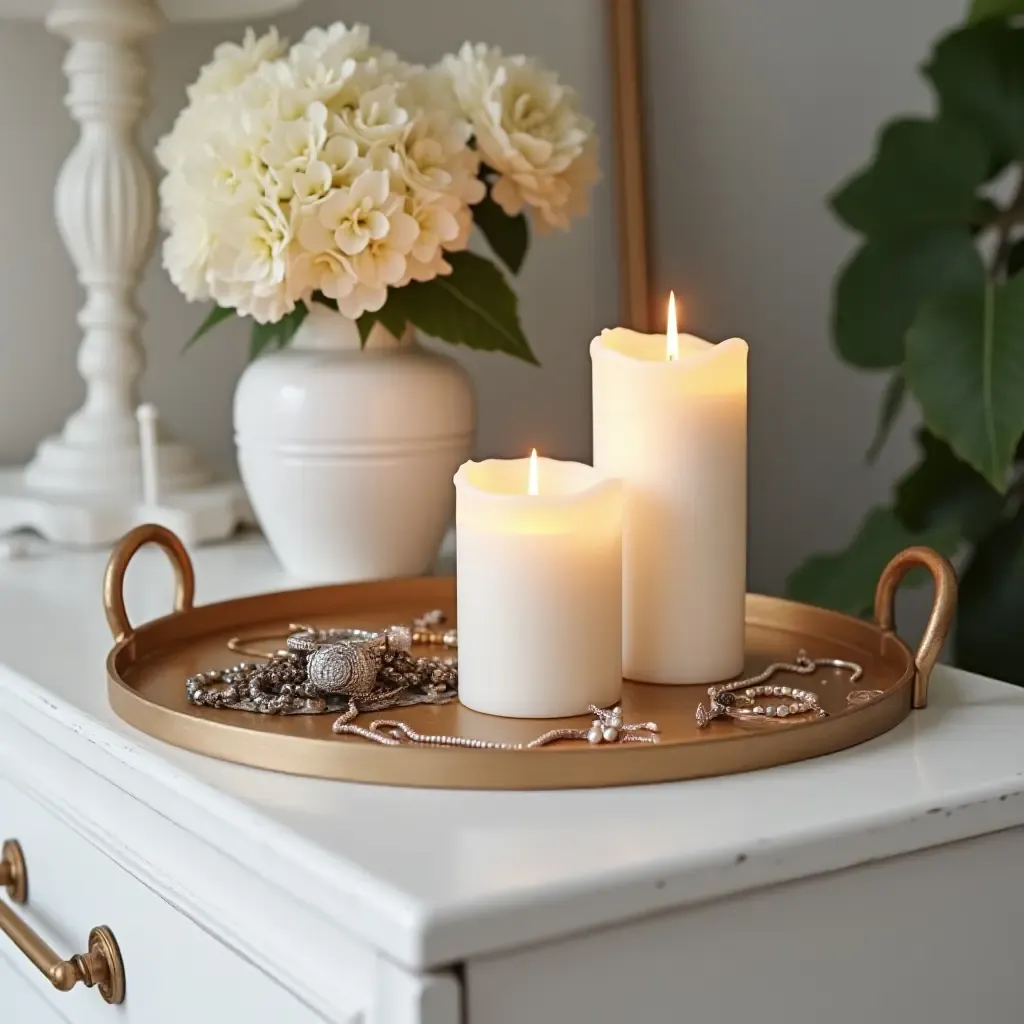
[293,303,413,352]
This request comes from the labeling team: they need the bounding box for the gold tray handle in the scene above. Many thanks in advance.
[874,546,957,709]
[104,524,195,643]
[1,840,125,1004]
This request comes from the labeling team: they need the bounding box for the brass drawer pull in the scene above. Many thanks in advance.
[0,839,125,1005]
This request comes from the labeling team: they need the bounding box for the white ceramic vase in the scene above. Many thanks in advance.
[234,304,475,582]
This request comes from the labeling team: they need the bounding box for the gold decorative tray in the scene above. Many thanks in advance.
[104,526,956,790]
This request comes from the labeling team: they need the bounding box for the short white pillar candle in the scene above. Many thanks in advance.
[591,302,748,684]
[454,453,623,719]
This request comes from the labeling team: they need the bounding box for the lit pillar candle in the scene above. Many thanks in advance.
[454,452,623,718]
[591,294,748,684]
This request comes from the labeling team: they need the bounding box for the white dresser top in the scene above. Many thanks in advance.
[1,535,1023,971]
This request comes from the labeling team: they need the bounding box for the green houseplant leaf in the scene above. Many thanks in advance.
[926,23,1024,166]
[905,270,1024,490]
[866,374,907,462]
[831,118,990,238]
[1007,238,1024,276]
[895,429,1006,540]
[969,0,1024,24]
[956,514,1024,683]
[394,251,539,364]
[786,508,961,618]
[473,188,529,275]
[833,229,982,368]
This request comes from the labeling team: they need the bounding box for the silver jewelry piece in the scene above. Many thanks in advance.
[695,652,863,728]
[186,615,457,716]
[332,704,660,749]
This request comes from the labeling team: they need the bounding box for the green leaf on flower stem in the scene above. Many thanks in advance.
[786,508,961,619]
[926,24,1024,167]
[968,0,1024,24]
[397,251,539,364]
[355,314,374,345]
[905,272,1024,491]
[834,230,983,369]
[472,189,529,275]
[955,513,1024,684]
[895,429,1006,542]
[866,374,907,463]
[831,118,990,239]
[312,292,338,312]
[183,303,234,351]
[248,303,308,361]
[356,297,409,345]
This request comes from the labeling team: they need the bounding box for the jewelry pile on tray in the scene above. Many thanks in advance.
[186,611,459,717]
[186,615,866,749]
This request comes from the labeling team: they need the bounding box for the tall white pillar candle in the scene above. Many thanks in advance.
[454,454,623,718]
[591,315,748,684]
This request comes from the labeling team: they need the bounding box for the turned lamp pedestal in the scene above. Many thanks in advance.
[0,0,300,545]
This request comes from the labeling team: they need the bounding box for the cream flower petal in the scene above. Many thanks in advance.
[365,209,391,240]
[297,213,335,254]
[385,210,420,254]
[336,221,370,256]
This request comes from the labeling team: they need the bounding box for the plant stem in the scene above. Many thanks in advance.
[991,168,1024,278]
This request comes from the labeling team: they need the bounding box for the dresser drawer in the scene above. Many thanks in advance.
[0,779,326,1024]
[0,945,69,1024]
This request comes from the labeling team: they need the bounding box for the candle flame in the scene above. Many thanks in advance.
[666,291,679,361]
[528,448,539,495]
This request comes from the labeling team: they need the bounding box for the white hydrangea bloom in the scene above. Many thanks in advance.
[288,246,357,304]
[261,101,329,200]
[188,28,287,101]
[401,195,462,283]
[157,22,597,327]
[292,22,373,66]
[442,42,598,230]
[206,186,294,323]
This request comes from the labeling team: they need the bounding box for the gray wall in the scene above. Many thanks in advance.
[0,0,965,596]
[644,0,964,595]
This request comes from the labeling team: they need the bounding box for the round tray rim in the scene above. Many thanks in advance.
[106,577,919,790]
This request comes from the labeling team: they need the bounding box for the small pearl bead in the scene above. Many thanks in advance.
[602,726,619,742]
[587,726,603,744]
[777,705,790,717]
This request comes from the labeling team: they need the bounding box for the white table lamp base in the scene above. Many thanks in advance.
[0,0,256,545]
[0,468,251,546]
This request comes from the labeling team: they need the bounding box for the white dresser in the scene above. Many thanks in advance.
[1,536,1023,1023]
